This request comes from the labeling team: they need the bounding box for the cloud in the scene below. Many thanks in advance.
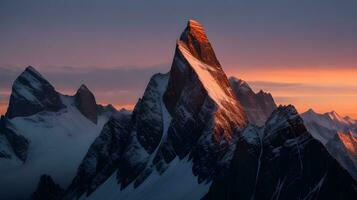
[247,81,302,88]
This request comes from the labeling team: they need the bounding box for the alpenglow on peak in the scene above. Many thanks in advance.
[179,19,221,68]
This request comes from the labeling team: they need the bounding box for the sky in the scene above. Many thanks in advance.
[1,0,357,118]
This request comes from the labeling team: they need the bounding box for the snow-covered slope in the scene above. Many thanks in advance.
[83,157,210,200]
[302,109,357,137]
[0,67,116,200]
[301,109,357,179]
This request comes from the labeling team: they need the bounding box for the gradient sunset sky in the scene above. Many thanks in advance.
[1,0,357,118]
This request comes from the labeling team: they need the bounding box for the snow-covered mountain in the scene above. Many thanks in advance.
[229,77,276,126]
[301,109,357,179]
[302,109,357,141]
[1,20,356,200]
[0,66,117,200]
[59,20,356,200]
[64,19,248,200]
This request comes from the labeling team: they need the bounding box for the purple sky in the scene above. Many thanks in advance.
[1,0,357,117]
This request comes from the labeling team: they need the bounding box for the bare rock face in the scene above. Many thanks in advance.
[74,84,98,124]
[32,175,64,200]
[179,20,221,68]
[6,66,65,119]
[229,77,277,126]
[0,115,29,162]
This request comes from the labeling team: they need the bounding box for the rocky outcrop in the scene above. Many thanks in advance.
[179,19,221,68]
[0,129,12,159]
[5,66,65,119]
[32,175,64,200]
[0,115,29,162]
[229,77,276,126]
[74,84,98,124]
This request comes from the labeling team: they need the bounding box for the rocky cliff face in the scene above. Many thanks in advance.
[74,85,98,124]
[0,115,29,162]
[229,77,276,126]
[204,105,357,200]
[6,66,65,119]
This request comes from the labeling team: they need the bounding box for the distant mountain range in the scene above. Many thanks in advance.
[0,20,356,200]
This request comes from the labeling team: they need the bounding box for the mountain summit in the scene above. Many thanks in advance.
[5,66,64,118]
[179,19,221,68]
[74,84,98,124]
[165,19,247,139]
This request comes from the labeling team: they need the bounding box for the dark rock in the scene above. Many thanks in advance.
[74,84,98,124]
[179,19,221,68]
[0,115,29,162]
[6,66,65,119]
[0,129,12,159]
[117,73,169,189]
[32,174,64,200]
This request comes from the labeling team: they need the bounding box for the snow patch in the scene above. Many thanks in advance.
[0,95,110,200]
[177,42,235,108]
[82,157,210,200]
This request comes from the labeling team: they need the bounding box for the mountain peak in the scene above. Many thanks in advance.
[186,19,206,39]
[305,108,318,115]
[77,84,89,92]
[326,110,342,120]
[179,19,221,68]
[24,65,42,77]
[6,66,64,118]
[164,20,247,148]
[74,84,98,124]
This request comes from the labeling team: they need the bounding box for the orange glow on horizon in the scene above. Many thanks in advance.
[227,67,357,118]
[110,103,135,111]
[0,104,6,116]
